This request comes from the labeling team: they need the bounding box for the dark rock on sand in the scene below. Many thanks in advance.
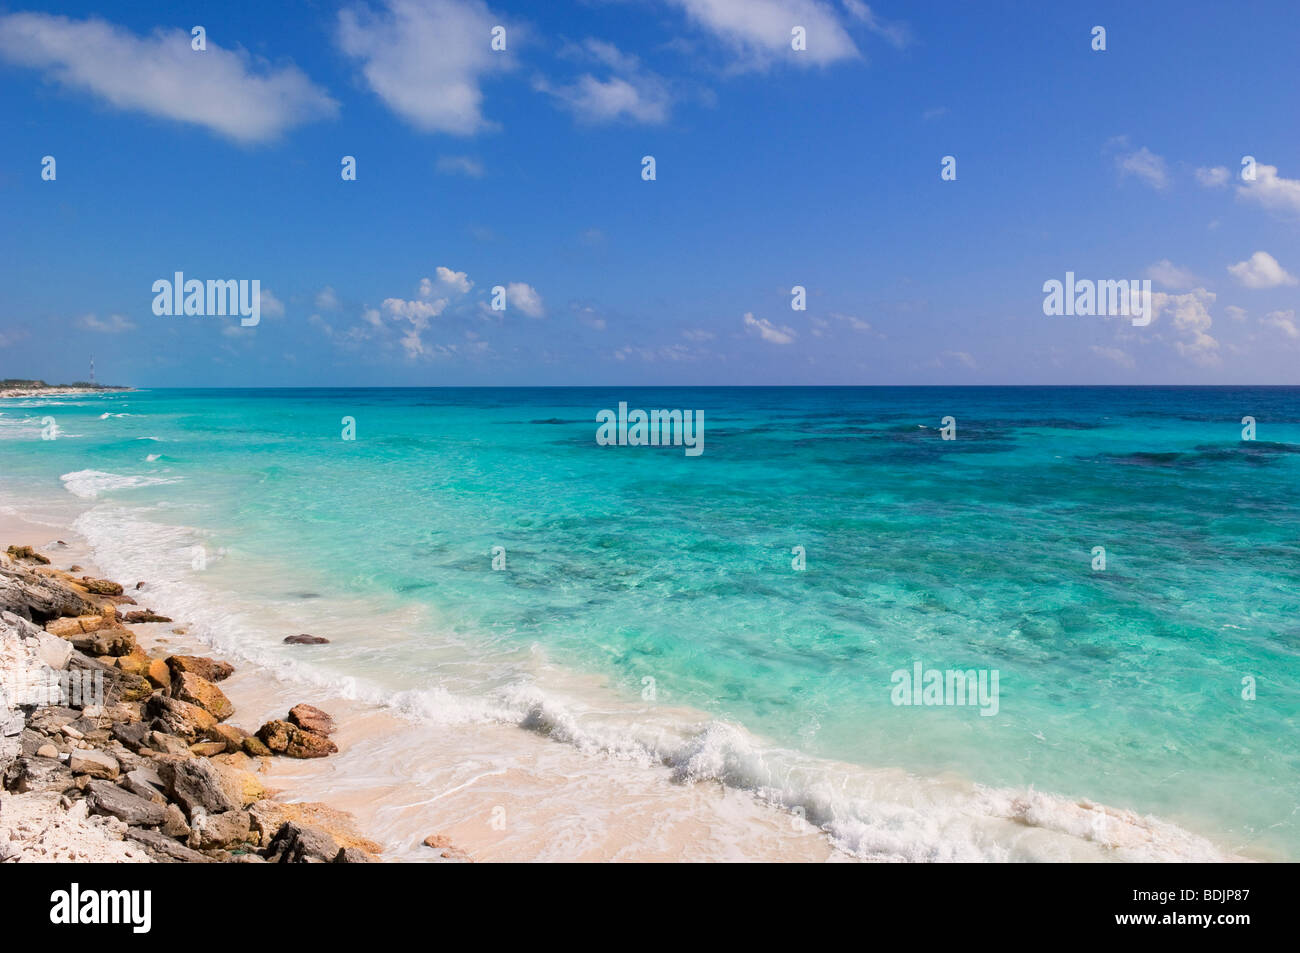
[283,633,329,645]
[124,828,211,863]
[264,821,340,863]
[85,778,167,826]
[123,610,172,624]
[161,757,242,817]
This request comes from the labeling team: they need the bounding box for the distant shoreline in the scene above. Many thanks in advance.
[0,383,133,399]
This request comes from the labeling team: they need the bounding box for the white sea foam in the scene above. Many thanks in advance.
[60,470,180,499]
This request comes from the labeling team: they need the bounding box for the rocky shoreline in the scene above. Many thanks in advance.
[0,542,462,863]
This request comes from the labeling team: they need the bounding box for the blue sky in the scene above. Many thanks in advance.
[0,0,1297,386]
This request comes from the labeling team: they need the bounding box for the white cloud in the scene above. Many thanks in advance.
[1195,166,1229,187]
[1263,309,1299,339]
[682,328,715,342]
[383,297,446,320]
[259,288,286,318]
[1236,163,1300,217]
[1116,146,1169,190]
[1145,259,1199,290]
[434,266,473,294]
[315,286,340,311]
[536,73,671,124]
[1150,288,1219,365]
[668,0,860,68]
[841,0,911,48]
[77,313,135,333]
[1090,345,1135,369]
[0,14,336,143]
[505,282,545,317]
[830,311,873,332]
[1227,250,1297,289]
[337,0,511,135]
[1225,305,1247,322]
[743,311,796,344]
[436,155,484,177]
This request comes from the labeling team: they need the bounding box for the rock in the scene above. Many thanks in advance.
[189,741,227,757]
[422,834,472,861]
[203,723,247,753]
[247,801,382,854]
[283,633,329,645]
[149,731,193,755]
[85,778,167,826]
[111,721,151,752]
[288,703,336,736]
[13,756,74,794]
[44,614,107,639]
[80,577,124,596]
[68,652,151,704]
[69,565,82,573]
[31,630,73,670]
[64,623,135,658]
[264,821,340,863]
[161,803,190,839]
[191,810,252,850]
[241,735,272,757]
[26,706,80,733]
[135,581,145,590]
[35,743,59,759]
[145,658,171,691]
[69,748,120,780]
[0,564,97,621]
[122,610,172,624]
[170,671,234,721]
[121,766,166,802]
[257,719,337,759]
[161,757,241,817]
[6,545,50,564]
[146,694,217,740]
[166,655,233,683]
[334,847,375,863]
[124,828,211,863]
[112,645,152,678]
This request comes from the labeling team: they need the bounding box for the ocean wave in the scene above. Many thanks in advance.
[60,469,181,499]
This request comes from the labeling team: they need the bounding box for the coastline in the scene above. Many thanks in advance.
[1,387,134,400]
[0,510,442,863]
[0,506,1259,863]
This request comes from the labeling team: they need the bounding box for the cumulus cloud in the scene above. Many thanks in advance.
[337,0,512,135]
[1236,163,1300,217]
[1116,146,1169,190]
[1227,250,1297,289]
[505,282,545,317]
[1195,166,1229,187]
[1150,288,1219,365]
[841,0,911,48]
[1263,309,1299,339]
[315,286,340,311]
[76,313,136,333]
[1145,259,1199,290]
[743,311,796,344]
[537,39,672,124]
[259,288,286,318]
[0,13,336,143]
[434,266,473,294]
[668,0,860,69]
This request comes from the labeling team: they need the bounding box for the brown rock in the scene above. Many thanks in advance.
[149,731,193,755]
[189,741,227,757]
[113,645,152,678]
[283,633,329,645]
[203,723,247,753]
[146,694,218,741]
[241,735,273,757]
[264,822,340,863]
[80,577,124,596]
[170,671,234,721]
[247,801,382,854]
[7,545,51,564]
[288,703,335,736]
[161,803,190,839]
[160,757,242,817]
[191,810,253,850]
[257,719,338,759]
[145,658,171,691]
[69,748,120,779]
[166,655,233,682]
[423,833,472,861]
[123,610,172,624]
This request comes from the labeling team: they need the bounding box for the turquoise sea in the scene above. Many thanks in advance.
[2,386,1297,860]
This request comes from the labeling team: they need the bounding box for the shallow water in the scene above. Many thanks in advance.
[2,386,1296,860]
